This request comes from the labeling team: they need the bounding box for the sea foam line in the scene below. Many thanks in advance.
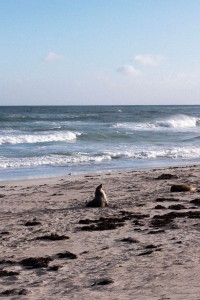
[105,146,200,159]
[0,154,111,169]
[0,131,78,145]
[1,146,200,169]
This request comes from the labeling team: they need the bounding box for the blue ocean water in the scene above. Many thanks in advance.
[1,105,200,181]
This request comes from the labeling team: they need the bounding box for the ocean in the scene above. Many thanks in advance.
[1,105,200,181]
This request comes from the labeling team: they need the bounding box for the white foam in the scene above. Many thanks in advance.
[0,131,78,145]
[0,153,111,169]
[156,114,198,128]
[104,146,200,160]
[1,146,200,170]
[113,114,199,131]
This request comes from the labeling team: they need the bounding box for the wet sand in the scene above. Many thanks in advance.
[1,165,200,299]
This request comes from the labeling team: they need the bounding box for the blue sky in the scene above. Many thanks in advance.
[0,0,200,105]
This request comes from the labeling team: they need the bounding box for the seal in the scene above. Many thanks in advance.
[170,184,197,192]
[86,184,108,207]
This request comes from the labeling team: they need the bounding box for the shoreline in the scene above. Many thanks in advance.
[1,160,200,184]
[0,161,200,183]
[1,163,200,298]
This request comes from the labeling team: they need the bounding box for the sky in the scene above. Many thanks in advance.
[0,0,200,105]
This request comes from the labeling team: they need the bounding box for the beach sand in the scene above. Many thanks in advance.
[1,165,200,299]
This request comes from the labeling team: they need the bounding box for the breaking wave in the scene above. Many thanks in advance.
[113,114,199,131]
[0,153,111,169]
[1,106,200,180]
[1,146,200,170]
[0,131,79,145]
[104,146,200,160]
[156,114,198,128]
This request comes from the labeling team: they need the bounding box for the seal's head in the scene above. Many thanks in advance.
[96,184,103,194]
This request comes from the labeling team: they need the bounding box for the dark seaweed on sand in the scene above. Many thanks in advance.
[79,216,126,231]
[56,251,77,259]
[20,256,52,269]
[92,278,114,286]
[0,269,19,277]
[35,233,69,241]
[0,289,28,296]
[24,221,41,226]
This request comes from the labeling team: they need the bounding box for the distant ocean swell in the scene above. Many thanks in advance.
[1,114,200,145]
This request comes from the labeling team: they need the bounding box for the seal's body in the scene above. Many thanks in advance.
[86,184,108,207]
[171,184,196,192]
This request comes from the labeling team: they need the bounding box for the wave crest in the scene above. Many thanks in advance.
[156,114,198,128]
[113,114,199,131]
[0,131,78,145]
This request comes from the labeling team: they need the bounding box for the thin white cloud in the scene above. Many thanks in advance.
[45,51,63,62]
[117,65,141,77]
[134,54,163,67]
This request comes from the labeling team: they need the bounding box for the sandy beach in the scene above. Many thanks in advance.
[1,164,200,299]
